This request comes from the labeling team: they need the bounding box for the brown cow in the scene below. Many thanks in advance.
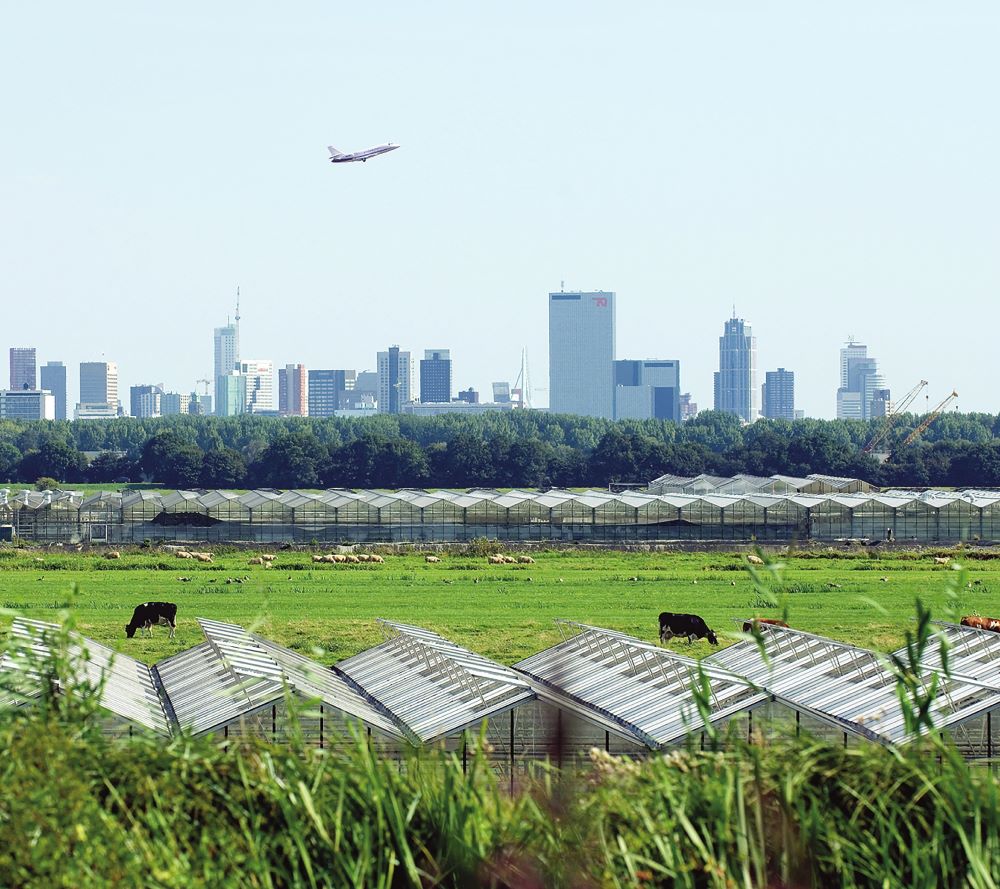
[961,615,1000,634]
[742,618,790,634]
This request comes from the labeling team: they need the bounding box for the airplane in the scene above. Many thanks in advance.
[327,142,400,164]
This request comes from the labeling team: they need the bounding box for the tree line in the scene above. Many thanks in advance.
[1,410,1000,490]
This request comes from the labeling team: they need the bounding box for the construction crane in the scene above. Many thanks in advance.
[861,379,927,454]
[197,379,211,395]
[900,390,959,448]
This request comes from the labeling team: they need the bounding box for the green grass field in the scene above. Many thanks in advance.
[1,546,996,665]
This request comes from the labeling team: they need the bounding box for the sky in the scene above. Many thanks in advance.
[1,2,998,417]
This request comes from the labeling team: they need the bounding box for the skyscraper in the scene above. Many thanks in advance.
[762,369,795,420]
[278,364,308,416]
[377,346,413,414]
[548,289,615,418]
[75,361,120,419]
[9,347,36,391]
[216,372,247,417]
[238,360,274,413]
[40,361,67,420]
[836,342,887,420]
[213,321,239,415]
[613,360,681,422]
[308,369,356,417]
[713,313,757,422]
[419,349,452,403]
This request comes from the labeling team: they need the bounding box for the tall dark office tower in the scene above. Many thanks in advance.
[377,346,412,414]
[713,313,757,422]
[9,347,36,391]
[836,342,886,420]
[762,368,795,420]
[40,361,67,420]
[548,289,615,418]
[308,369,355,417]
[419,349,452,403]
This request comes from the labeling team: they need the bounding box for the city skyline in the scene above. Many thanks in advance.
[2,5,995,419]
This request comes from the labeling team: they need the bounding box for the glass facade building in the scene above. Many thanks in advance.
[548,290,615,419]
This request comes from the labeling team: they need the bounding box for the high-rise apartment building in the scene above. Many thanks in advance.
[713,314,757,422]
[548,289,615,418]
[40,362,67,420]
[130,384,164,418]
[836,342,887,421]
[238,360,274,413]
[160,392,186,416]
[613,360,681,422]
[278,364,308,416]
[213,321,240,414]
[75,361,119,419]
[9,347,36,391]
[762,368,795,420]
[419,349,452,403]
[307,369,355,417]
[377,347,413,414]
[679,393,698,422]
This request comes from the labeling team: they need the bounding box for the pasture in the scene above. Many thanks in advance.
[0,545,996,665]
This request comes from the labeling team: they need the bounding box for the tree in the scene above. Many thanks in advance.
[87,452,136,483]
[17,439,87,484]
[141,432,203,488]
[200,448,247,488]
[249,433,325,488]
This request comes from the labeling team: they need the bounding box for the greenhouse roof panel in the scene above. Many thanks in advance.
[514,622,766,749]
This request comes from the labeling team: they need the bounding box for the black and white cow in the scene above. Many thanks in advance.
[658,612,718,645]
[125,602,177,639]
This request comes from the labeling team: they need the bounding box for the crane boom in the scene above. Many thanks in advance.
[901,390,958,447]
[862,379,927,454]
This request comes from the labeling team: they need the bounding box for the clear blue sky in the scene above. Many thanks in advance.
[2,3,997,417]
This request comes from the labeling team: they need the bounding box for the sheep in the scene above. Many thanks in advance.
[487,555,505,565]
[261,554,276,563]
[933,556,951,566]
[195,553,213,563]
[104,551,121,560]
[332,554,347,563]
[176,551,194,559]
[425,555,441,563]
[312,555,326,563]
[345,555,361,564]
[746,554,764,566]
[248,557,264,566]
[369,554,385,564]
[517,555,535,564]
[355,554,371,563]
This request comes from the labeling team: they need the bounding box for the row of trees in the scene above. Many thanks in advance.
[2,412,1000,490]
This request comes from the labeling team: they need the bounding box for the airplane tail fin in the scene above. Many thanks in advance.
[327,145,345,158]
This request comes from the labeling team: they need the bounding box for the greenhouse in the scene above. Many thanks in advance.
[513,621,868,754]
[4,483,1000,544]
[0,617,171,737]
[707,623,1000,756]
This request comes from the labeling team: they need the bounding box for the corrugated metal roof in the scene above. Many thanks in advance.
[514,621,767,749]
[335,620,534,744]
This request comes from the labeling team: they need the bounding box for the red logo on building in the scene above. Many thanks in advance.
[592,297,608,307]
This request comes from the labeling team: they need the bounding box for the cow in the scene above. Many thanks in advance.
[125,602,177,639]
[961,615,1000,634]
[742,618,790,634]
[658,612,718,645]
